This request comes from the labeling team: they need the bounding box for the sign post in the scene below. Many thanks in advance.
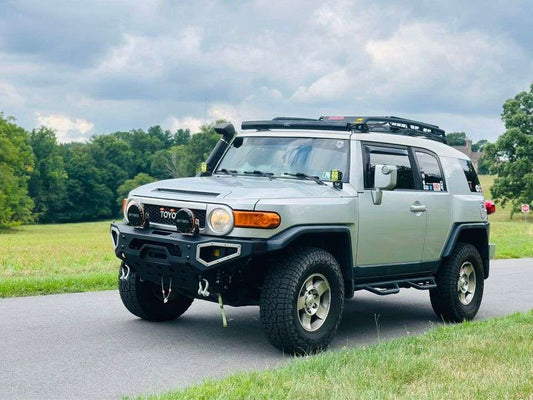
[521,203,530,222]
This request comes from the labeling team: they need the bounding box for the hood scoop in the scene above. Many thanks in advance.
[153,188,220,197]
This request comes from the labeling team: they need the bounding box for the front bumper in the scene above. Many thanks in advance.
[110,222,266,291]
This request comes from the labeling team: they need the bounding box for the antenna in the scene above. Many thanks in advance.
[204,96,207,124]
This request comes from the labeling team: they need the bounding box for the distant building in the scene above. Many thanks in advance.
[452,139,482,169]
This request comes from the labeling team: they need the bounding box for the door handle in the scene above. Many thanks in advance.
[410,204,427,213]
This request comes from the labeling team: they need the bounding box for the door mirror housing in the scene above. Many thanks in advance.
[372,164,397,205]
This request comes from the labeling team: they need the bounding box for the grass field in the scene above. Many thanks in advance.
[137,310,533,400]
[479,175,533,259]
[0,176,531,298]
[0,221,117,297]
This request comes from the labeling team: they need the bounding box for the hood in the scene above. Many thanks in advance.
[129,176,343,203]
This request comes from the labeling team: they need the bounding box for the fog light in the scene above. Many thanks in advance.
[125,201,146,228]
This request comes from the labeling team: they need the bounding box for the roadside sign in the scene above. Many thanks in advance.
[522,204,530,213]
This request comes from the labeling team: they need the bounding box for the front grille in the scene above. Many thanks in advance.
[144,204,207,229]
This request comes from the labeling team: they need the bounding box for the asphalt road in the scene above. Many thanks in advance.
[1,258,532,399]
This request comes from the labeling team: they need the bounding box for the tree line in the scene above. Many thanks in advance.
[1,83,531,228]
[0,114,220,228]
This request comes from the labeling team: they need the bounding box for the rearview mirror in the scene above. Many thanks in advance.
[372,164,397,205]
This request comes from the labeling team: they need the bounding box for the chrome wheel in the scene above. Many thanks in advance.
[297,273,331,332]
[457,261,476,305]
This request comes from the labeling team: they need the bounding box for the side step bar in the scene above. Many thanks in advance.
[354,277,437,296]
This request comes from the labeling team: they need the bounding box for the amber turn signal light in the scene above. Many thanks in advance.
[233,211,281,229]
[121,198,128,214]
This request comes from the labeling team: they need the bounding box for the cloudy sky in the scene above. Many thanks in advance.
[1,0,532,142]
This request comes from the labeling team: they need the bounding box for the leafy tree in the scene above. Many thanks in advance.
[476,153,492,175]
[57,144,114,221]
[471,139,488,153]
[114,126,172,176]
[0,114,34,228]
[89,134,134,214]
[173,128,191,146]
[185,123,222,174]
[28,127,68,222]
[0,114,223,225]
[116,173,156,206]
[483,83,533,217]
[446,132,467,146]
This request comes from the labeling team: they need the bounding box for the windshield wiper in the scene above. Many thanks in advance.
[283,172,326,185]
[243,170,275,180]
[216,168,238,176]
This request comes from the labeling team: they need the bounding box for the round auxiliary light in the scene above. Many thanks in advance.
[175,208,198,235]
[126,201,146,228]
[209,208,233,235]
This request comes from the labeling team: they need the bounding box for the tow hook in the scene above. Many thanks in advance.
[161,276,172,304]
[119,264,130,281]
[198,278,210,297]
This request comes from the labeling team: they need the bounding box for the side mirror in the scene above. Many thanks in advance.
[372,164,397,205]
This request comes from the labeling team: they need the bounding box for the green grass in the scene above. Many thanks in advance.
[479,175,533,258]
[0,221,117,297]
[136,311,533,400]
[0,175,530,297]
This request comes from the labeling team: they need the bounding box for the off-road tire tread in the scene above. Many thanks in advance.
[260,247,344,354]
[430,242,484,322]
[118,266,193,322]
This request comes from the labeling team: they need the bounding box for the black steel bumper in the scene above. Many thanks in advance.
[110,222,267,289]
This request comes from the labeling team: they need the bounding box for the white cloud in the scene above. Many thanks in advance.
[36,113,94,143]
[164,116,204,134]
[164,104,242,135]
[291,69,351,103]
[0,82,24,106]
[1,1,531,142]
[95,27,203,76]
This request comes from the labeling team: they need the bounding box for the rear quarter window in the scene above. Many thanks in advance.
[459,159,482,193]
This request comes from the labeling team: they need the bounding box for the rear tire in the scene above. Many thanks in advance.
[430,243,484,322]
[260,247,344,355]
[118,263,193,322]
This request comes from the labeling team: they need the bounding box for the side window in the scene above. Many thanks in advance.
[459,159,482,192]
[364,145,415,190]
[415,151,446,192]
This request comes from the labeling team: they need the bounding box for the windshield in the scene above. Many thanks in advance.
[216,136,349,181]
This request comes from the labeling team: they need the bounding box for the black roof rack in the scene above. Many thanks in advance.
[241,119,350,132]
[241,116,447,143]
[272,117,318,121]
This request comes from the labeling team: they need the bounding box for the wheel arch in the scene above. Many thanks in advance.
[265,225,354,297]
[441,223,490,279]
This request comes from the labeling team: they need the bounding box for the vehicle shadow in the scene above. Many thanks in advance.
[120,289,442,359]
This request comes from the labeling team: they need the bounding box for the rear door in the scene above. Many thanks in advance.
[412,149,452,261]
[356,143,427,277]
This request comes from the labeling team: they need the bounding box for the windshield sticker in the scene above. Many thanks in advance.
[322,171,331,180]
[335,140,345,149]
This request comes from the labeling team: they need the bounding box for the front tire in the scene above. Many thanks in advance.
[118,264,194,322]
[430,243,484,322]
[260,247,344,354]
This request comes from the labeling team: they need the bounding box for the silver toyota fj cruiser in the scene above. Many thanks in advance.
[110,116,495,354]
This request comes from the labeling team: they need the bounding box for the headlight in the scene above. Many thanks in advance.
[209,208,233,235]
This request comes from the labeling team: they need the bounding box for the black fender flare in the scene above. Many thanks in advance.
[441,222,490,278]
[265,225,354,296]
